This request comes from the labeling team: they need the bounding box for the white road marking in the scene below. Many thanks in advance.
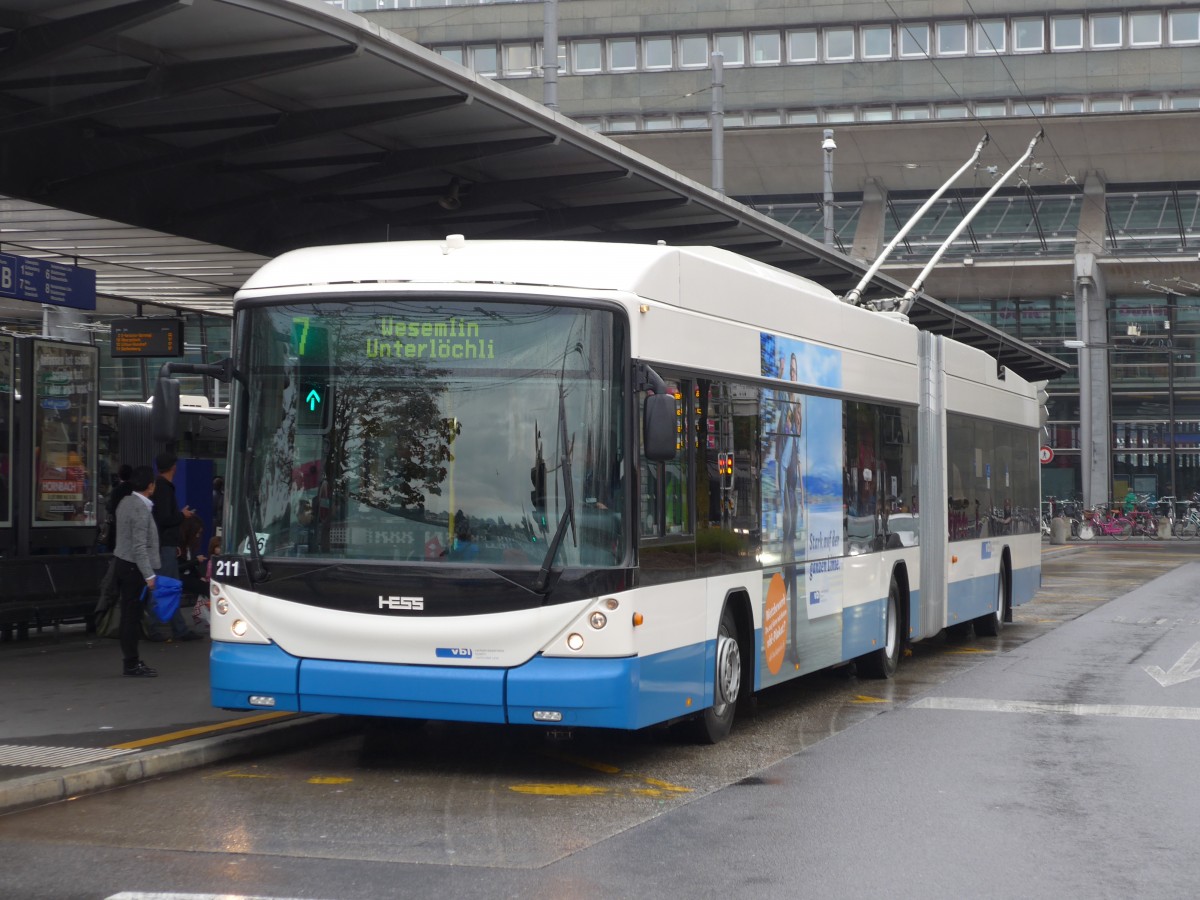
[108,894,331,900]
[912,697,1200,721]
[1144,641,1200,687]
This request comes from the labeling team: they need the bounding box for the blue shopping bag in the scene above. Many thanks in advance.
[142,575,183,624]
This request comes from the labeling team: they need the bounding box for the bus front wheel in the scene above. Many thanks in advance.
[975,564,1008,637]
[687,605,742,744]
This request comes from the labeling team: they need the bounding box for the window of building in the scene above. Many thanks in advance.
[975,101,1007,117]
[643,37,673,69]
[1052,16,1084,50]
[1090,98,1123,112]
[680,35,710,67]
[608,38,636,71]
[786,110,819,124]
[1013,18,1045,52]
[824,109,855,123]
[751,110,782,126]
[715,33,745,66]
[936,104,969,119]
[1091,14,1122,48]
[975,20,1007,54]
[576,118,603,131]
[787,29,819,62]
[1129,12,1163,46]
[1053,99,1085,114]
[899,23,929,57]
[861,25,892,59]
[1129,97,1163,111]
[605,117,637,132]
[535,42,567,75]
[751,32,781,64]
[725,113,746,127]
[936,22,968,56]
[436,46,464,66]
[503,43,534,76]
[825,27,854,60]
[468,45,497,76]
[899,105,931,120]
[1014,100,1045,116]
[861,107,894,122]
[573,40,602,73]
[679,114,709,129]
[643,116,675,130]
[1171,95,1200,109]
[1169,10,1200,44]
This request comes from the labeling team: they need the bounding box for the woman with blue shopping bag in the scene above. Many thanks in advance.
[112,465,162,677]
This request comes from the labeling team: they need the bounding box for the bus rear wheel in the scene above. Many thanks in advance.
[686,605,742,744]
[975,564,1007,637]
[858,577,901,679]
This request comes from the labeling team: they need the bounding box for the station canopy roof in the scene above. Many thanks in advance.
[0,0,1066,381]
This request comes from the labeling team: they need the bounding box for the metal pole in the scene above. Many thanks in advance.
[542,0,558,111]
[1168,342,1177,502]
[822,129,836,248]
[710,50,724,195]
[843,134,989,306]
[899,130,1043,316]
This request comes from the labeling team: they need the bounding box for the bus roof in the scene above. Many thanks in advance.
[236,239,839,310]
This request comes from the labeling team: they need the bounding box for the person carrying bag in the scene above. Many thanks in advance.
[112,465,161,678]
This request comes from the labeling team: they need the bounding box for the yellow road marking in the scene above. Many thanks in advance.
[107,711,295,750]
[521,752,693,798]
[944,647,995,655]
[510,784,610,796]
[852,695,890,704]
[307,776,353,785]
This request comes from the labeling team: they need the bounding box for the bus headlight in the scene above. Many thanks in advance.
[231,619,249,637]
[588,611,607,630]
[215,597,230,616]
[566,633,584,651]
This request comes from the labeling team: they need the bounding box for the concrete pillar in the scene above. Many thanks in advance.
[1075,250,1111,512]
[852,177,887,264]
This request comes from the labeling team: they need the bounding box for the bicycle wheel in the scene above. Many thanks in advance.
[1182,518,1199,540]
[1078,521,1095,541]
[1112,518,1132,540]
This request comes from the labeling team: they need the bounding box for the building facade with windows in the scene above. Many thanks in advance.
[347,0,1200,510]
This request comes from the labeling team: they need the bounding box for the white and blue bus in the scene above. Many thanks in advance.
[200,239,1040,742]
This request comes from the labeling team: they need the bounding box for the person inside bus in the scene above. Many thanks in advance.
[450,515,479,561]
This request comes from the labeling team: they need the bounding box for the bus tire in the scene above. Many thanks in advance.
[975,562,1008,637]
[686,605,743,744]
[858,576,901,679]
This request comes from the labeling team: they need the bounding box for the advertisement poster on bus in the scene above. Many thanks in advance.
[759,332,845,687]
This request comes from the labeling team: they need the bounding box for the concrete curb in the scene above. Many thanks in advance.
[0,713,356,816]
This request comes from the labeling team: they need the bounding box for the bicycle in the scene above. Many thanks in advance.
[1172,494,1200,539]
[1078,506,1132,541]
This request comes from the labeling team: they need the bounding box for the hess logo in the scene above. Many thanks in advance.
[379,595,424,611]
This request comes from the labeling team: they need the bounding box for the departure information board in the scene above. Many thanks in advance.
[110,317,185,357]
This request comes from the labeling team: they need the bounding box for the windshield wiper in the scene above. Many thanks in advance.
[533,388,576,593]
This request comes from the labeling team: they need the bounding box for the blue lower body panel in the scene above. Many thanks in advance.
[211,640,709,730]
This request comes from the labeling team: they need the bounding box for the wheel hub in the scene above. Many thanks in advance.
[715,633,741,708]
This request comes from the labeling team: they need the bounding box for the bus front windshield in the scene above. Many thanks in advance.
[229,297,627,570]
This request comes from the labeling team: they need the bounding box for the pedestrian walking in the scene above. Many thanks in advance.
[113,465,159,677]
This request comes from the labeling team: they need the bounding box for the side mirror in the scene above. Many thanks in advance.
[643,392,677,462]
[152,376,180,443]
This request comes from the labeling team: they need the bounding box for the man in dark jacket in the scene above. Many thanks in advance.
[152,452,195,579]
[151,452,200,641]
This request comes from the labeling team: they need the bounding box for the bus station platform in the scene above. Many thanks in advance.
[0,628,351,815]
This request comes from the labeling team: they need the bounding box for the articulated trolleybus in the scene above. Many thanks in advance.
[199,238,1040,742]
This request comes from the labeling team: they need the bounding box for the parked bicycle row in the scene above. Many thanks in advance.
[1041,492,1200,540]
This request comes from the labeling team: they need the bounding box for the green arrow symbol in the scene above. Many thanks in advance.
[306,388,321,411]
